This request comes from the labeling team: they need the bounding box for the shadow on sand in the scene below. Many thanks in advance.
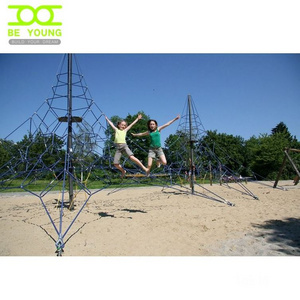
[253,217,300,255]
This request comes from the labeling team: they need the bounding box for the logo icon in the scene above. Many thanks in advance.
[8,5,62,26]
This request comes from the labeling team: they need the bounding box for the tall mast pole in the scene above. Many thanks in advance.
[67,54,74,209]
[188,95,195,194]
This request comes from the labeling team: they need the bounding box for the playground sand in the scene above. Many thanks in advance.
[0,180,300,256]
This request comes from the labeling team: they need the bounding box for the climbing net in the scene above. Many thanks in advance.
[171,96,258,201]
[108,95,259,205]
[0,55,117,255]
[0,55,259,255]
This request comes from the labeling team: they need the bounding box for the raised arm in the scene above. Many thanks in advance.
[105,115,117,131]
[158,115,180,131]
[125,114,143,132]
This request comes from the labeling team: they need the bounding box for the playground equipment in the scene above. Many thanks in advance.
[1,54,261,255]
[273,148,300,188]
[0,54,110,255]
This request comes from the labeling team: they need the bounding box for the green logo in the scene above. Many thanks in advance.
[8,5,62,26]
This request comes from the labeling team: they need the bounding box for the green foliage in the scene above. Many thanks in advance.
[0,131,65,180]
[72,121,102,170]
[246,133,285,178]
[200,130,246,173]
[246,129,300,179]
[125,112,150,166]
[164,132,186,168]
[1,119,299,183]
[271,121,296,143]
[0,139,16,168]
[165,121,299,180]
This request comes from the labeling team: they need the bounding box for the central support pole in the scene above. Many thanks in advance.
[67,54,74,210]
[188,95,195,194]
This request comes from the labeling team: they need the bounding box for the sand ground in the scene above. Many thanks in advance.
[0,180,299,256]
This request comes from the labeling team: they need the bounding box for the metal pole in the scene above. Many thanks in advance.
[273,148,288,188]
[67,54,74,209]
[274,148,300,188]
[188,95,195,194]
[285,150,300,179]
[209,161,212,186]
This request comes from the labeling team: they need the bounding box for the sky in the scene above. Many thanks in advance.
[1,2,300,294]
[0,53,299,144]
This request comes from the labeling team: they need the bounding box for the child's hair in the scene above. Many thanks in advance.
[147,119,158,132]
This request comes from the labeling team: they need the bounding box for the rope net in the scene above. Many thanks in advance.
[1,55,112,193]
[0,55,116,255]
[0,55,259,254]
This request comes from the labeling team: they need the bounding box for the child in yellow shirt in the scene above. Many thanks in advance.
[105,114,148,177]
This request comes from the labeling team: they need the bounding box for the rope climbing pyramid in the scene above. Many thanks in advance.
[164,95,258,202]
[0,54,113,255]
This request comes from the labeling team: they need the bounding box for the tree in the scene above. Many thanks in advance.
[16,131,65,175]
[0,139,16,176]
[125,111,150,166]
[271,122,294,143]
[199,130,246,175]
[245,132,297,179]
[164,131,188,169]
[73,122,100,161]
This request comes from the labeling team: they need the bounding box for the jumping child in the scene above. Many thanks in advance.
[105,114,149,177]
[132,115,180,174]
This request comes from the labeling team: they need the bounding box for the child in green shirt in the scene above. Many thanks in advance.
[132,115,180,174]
